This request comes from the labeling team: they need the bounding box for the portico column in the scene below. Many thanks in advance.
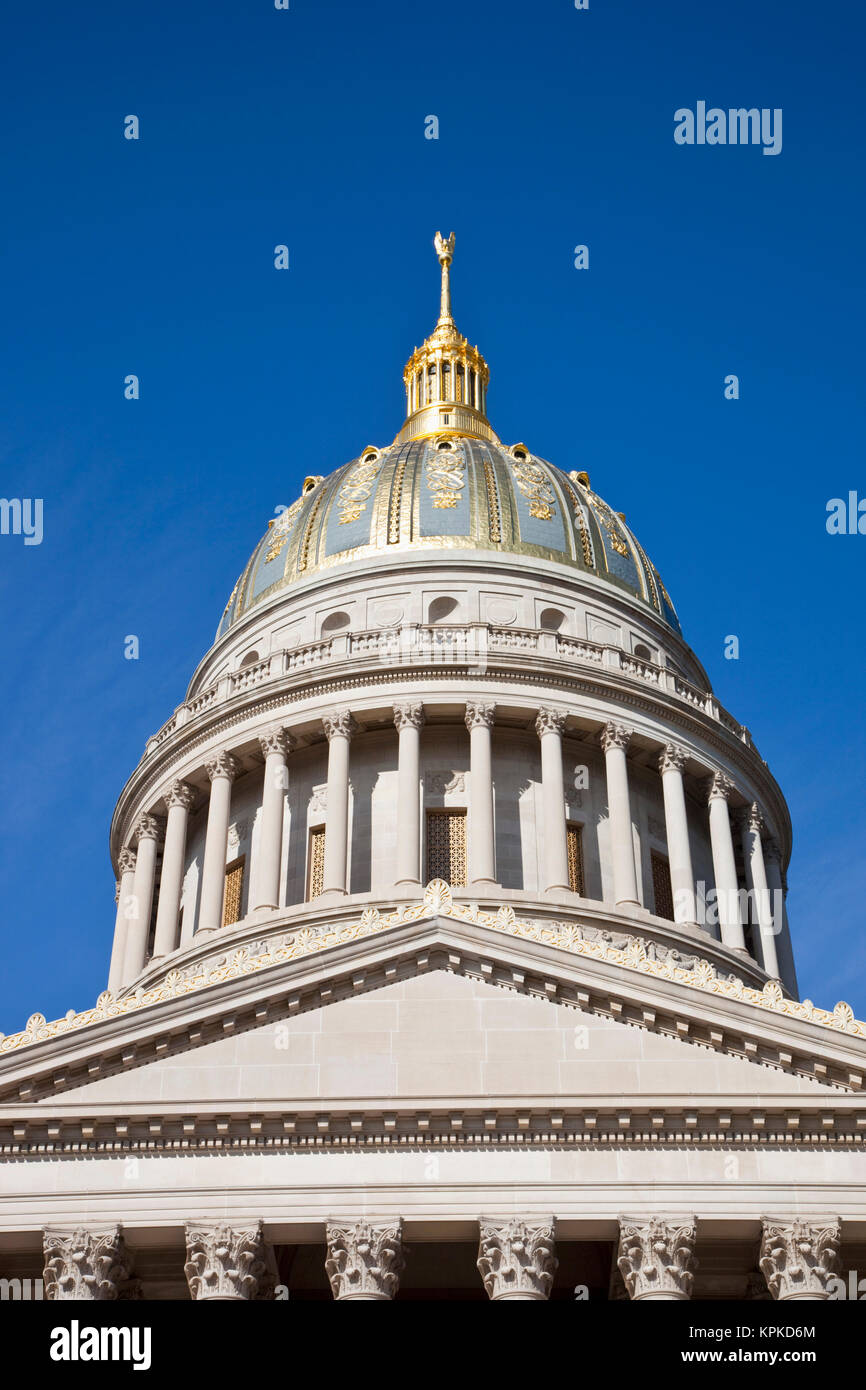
[107,848,137,993]
[601,722,639,907]
[658,744,697,925]
[184,1222,266,1301]
[325,1220,405,1301]
[465,701,497,886]
[152,781,196,958]
[393,702,425,887]
[477,1218,558,1300]
[121,814,161,985]
[706,772,747,951]
[43,1226,131,1300]
[536,708,570,893]
[198,752,241,933]
[759,1218,841,1300]
[254,727,294,911]
[321,709,356,896]
[737,805,781,978]
[764,839,798,996]
[617,1217,697,1300]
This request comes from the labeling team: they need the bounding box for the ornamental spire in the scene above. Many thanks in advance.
[394,234,499,446]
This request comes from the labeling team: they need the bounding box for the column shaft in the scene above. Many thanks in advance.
[465,702,496,886]
[254,729,292,911]
[707,773,746,950]
[601,724,639,907]
[198,753,240,933]
[152,783,194,957]
[321,711,355,896]
[121,818,160,984]
[536,710,569,893]
[659,745,697,925]
[394,704,424,886]
[107,850,136,994]
[739,809,780,977]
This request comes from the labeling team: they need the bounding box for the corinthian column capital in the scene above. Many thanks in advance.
[134,813,162,844]
[43,1225,130,1301]
[600,721,631,754]
[393,701,426,731]
[206,751,241,783]
[706,770,735,803]
[322,708,357,742]
[658,742,686,775]
[117,847,137,875]
[535,707,568,738]
[164,779,196,811]
[759,1218,841,1300]
[617,1216,697,1300]
[184,1221,266,1301]
[465,700,495,730]
[325,1220,405,1300]
[258,725,294,759]
[477,1218,558,1300]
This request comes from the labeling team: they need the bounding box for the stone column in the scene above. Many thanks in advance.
[121,815,161,985]
[393,702,425,887]
[706,772,746,951]
[465,701,497,886]
[254,727,294,911]
[601,722,639,907]
[43,1226,131,1300]
[184,1221,266,1301]
[617,1217,697,1300]
[107,848,137,994]
[198,752,241,933]
[737,805,781,978]
[152,781,196,958]
[536,709,570,893]
[320,710,356,896]
[759,1218,841,1300]
[764,839,798,996]
[658,744,697,925]
[477,1218,558,1301]
[325,1220,405,1301]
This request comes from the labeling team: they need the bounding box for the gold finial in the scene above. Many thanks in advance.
[434,230,456,323]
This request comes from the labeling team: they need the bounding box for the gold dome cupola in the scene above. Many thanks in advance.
[395,233,500,445]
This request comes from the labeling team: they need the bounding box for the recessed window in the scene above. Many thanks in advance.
[307,826,326,900]
[566,822,585,895]
[239,650,260,668]
[634,643,653,661]
[651,852,674,921]
[222,857,245,927]
[426,810,467,887]
[428,596,459,624]
[540,607,565,632]
[321,610,351,636]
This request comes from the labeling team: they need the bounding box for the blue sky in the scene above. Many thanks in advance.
[0,0,863,1032]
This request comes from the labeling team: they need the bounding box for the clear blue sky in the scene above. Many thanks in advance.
[1,0,863,1033]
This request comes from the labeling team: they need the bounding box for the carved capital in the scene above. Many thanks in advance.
[164,779,196,812]
[617,1217,697,1300]
[322,709,357,742]
[658,742,686,775]
[206,751,241,784]
[706,770,735,803]
[465,700,495,731]
[258,725,294,759]
[393,701,425,731]
[600,721,631,755]
[43,1225,130,1301]
[117,847,137,876]
[535,707,567,738]
[184,1221,266,1301]
[734,802,764,836]
[134,814,161,845]
[325,1220,405,1300]
[477,1218,558,1300]
[759,1218,841,1301]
